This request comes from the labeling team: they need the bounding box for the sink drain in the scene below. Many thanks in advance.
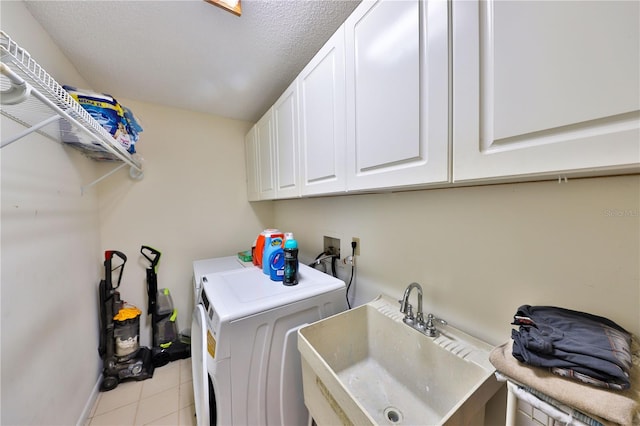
[384,407,403,424]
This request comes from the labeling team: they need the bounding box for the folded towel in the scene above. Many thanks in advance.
[489,339,640,425]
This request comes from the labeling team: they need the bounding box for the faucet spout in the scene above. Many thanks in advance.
[400,282,423,319]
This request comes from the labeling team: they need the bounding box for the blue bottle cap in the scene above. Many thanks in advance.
[284,239,298,249]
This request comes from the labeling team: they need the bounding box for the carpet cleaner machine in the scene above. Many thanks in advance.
[141,245,191,367]
[98,250,154,392]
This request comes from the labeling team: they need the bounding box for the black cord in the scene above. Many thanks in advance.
[345,241,357,309]
[310,248,354,307]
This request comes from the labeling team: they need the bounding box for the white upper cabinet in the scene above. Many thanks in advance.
[256,109,275,200]
[453,0,640,182]
[298,27,348,196]
[273,81,301,199]
[345,0,449,191]
[244,125,260,201]
[245,0,638,201]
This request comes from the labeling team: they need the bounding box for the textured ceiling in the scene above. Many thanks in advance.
[24,0,361,123]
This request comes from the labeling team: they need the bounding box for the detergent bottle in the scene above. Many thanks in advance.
[254,229,280,268]
[269,248,285,281]
[262,232,284,275]
[283,238,299,286]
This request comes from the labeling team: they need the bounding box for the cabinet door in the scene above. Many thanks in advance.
[256,109,275,200]
[244,125,260,201]
[299,26,347,196]
[273,81,300,199]
[345,0,449,191]
[453,0,640,182]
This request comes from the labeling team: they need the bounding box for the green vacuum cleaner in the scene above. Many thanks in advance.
[141,245,191,367]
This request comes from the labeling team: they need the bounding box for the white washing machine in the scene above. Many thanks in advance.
[192,256,250,306]
[191,263,347,426]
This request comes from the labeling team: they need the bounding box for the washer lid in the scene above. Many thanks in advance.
[202,263,345,322]
[193,256,248,283]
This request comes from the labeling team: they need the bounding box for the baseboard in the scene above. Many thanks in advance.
[76,376,101,426]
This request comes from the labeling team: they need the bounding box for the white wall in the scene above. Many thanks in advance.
[1,2,102,424]
[274,175,640,343]
[97,99,273,347]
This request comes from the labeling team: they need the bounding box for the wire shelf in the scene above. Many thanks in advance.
[0,30,142,170]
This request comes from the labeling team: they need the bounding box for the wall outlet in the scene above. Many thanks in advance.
[352,237,360,256]
[323,236,341,258]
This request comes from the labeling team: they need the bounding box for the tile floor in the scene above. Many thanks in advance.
[87,358,196,426]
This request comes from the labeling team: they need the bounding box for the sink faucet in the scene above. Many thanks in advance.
[399,282,447,336]
[399,282,425,329]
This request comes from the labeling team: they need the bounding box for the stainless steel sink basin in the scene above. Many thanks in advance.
[298,295,501,425]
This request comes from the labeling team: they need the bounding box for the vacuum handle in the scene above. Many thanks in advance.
[104,250,127,290]
[141,245,160,320]
[141,245,161,269]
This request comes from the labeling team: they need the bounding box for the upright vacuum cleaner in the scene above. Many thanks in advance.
[141,245,191,367]
[98,250,154,392]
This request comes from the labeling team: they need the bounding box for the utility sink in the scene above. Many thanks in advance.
[298,295,501,426]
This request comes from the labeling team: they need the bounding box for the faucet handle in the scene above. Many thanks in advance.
[415,311,426,331]
[424,313,446,337]
[402,303,415,325]
[427,313,447,326]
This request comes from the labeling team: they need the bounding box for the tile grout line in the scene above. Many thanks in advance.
[139,384,182,425]
[90,401,139,425]
[133,377,145,426]
[138,361,183,425]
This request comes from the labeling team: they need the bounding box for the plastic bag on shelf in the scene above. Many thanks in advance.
[62,86,143,154]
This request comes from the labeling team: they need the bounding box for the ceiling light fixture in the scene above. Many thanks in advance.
[205,0,242,16]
